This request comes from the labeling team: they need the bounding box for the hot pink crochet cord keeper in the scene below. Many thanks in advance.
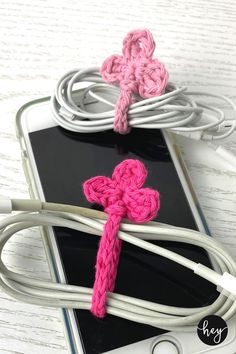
[83,159,160,318]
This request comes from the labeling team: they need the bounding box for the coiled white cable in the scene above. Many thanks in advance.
[1,198,236,331]
[51,67,236,141]
[50,67,236,169]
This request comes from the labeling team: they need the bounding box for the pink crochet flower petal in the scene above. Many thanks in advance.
[124,187,160,223]
[112,159,147,190]
[136,59,169,98]
[83,176,114,207]
[122,29,156,60]
[100,54,125,84]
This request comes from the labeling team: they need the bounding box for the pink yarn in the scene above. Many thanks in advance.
[83,159,160,318]
[101,29,169,134]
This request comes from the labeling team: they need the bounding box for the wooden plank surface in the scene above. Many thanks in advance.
[0,0,236,352]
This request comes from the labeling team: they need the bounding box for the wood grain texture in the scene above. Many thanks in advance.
[0,0,236,353]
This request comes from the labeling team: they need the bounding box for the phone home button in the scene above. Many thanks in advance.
[152,340,179,354]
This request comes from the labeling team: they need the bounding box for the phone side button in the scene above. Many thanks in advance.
[152,340,179,354]
[21,153,32,190]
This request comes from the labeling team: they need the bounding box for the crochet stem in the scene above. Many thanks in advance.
[91,213,122,318]
[114,89,132,134]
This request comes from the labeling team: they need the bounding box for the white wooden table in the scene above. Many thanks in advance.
[0,1,236,353]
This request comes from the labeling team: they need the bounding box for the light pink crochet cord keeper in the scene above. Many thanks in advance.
[101,29,169,134]
[83,159,160,318]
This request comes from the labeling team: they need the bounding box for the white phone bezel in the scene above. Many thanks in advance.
[16,95,219,354]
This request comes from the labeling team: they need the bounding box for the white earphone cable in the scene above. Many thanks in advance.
[51,68,236,140]
[0,198,236,331]
[50,68,236,169]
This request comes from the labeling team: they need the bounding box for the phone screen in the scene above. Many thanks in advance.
[29,127,218,353]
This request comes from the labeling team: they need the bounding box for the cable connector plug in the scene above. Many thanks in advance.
[0,196,12,214]
[217,272,236,299]
[59,107,75,121]
[172,130,203,140]
[194,263,236,300]
[207,143,236,170]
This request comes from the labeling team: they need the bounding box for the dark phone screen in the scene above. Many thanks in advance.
[29,127,218,353]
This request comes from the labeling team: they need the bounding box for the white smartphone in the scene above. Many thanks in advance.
[15,95,236,354]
